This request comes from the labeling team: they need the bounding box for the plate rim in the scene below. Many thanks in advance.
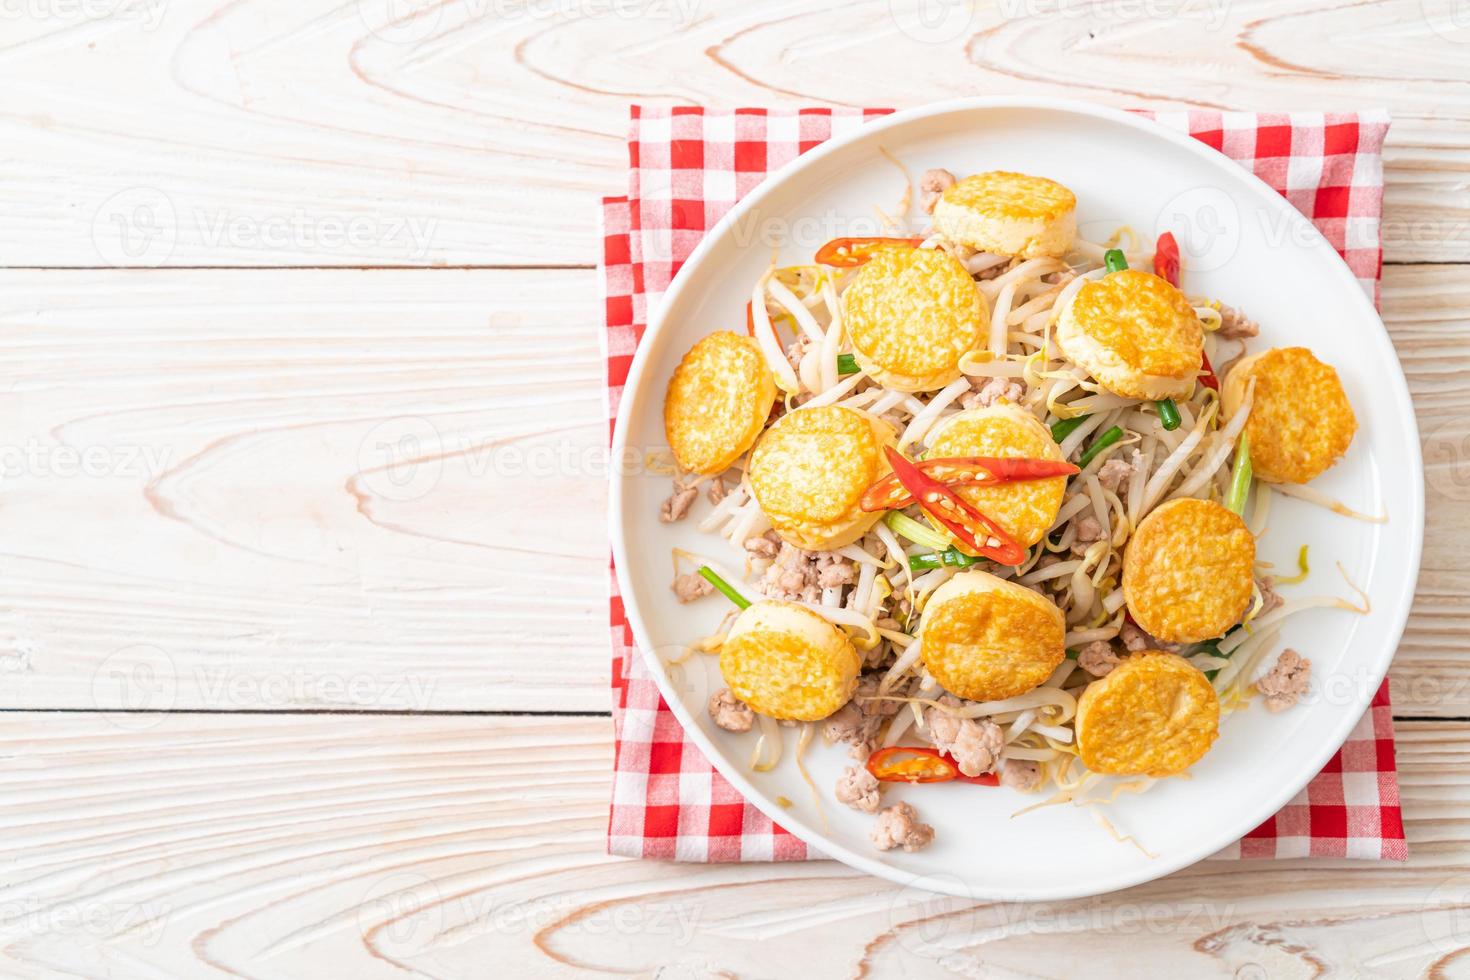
[608,96,1424,900]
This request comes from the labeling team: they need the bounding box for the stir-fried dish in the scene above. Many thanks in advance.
[659,167,1373,854]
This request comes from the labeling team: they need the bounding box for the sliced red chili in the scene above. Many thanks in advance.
[1199,346,1220,391]
[745,300,755,337]
[1154,231,1181,287]
[860,456,1079,512]
[814,236,926,268]
[865,746,999,786]
[1154,232,1219,391]
[881,447,1028,566]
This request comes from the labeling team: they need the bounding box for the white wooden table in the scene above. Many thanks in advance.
[3,1,1469,975]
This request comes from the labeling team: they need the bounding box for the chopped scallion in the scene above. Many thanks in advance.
[1156,398,1181,431]
[1077,425,1124,468]
[1050,415,1089,443]
[1103,248,1128,273]
[884,511,951,551]
[908,548,979,572]
[836,353,859,376]
[1226,433,1252,515]
[698,566,751,610]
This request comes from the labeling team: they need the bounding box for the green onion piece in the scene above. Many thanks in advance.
[908,548,979,572]
[1050,415,1090,443]
[884,511,951,551]
[698,566,751,610]
[1192,639,1226,680]
[1065,647,1079,661]
[1226,433,1252,515]
[1077,425,1124,469]
[836,353,859,376]
[1103,248,1128,273]
[1156,398,1182,431]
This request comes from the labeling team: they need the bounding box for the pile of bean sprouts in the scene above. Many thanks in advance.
[675,218,1370,831]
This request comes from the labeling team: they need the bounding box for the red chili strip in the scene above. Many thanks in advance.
[814,236,926,268]
[1155,231,1220,391]
[1154,230,1181,287]
[881,447,1028,566]
[865,746,999,786]
[860,456,1078,512]
[1199,347,1220,391]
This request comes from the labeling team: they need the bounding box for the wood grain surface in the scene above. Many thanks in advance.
[0,714,1465,979]
[3,0,1468,268]
[3,0,1469,973]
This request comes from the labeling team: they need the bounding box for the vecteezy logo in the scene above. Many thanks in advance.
[92,187,177,266]
[1155,185,1241,273]
[91,644,177,729]
[356,416,444,503]
[357,0,445,45]
[358,873,444,958]
[888,0,977,44]
[1421,0,1470,42]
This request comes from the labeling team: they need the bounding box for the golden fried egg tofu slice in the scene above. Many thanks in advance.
[1076,651,1220,776]
[663,331,777,475]
[1223,346,1356,485]
[1056,269,1204,400]
[719,600,860,721]
[748,405,894,550]
[932,171,1077,259]
[842,246,988,393]
[919,570,1066,702]
[1123,498,1255,645]
[924,405,1067,549]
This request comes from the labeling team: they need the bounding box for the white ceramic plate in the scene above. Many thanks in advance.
[609,98,1423,900]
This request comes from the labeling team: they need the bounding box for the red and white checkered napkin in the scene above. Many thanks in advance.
[603,107,1406,863]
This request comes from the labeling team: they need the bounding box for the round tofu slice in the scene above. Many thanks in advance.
[1076,651,1220,776]
[1223,346,1356,485]
[842,246,988,393]
[1123,498,1256,644]
[1056,269,1204,400]
[719,600,860,721]
[919,570,1066,702]
[932,171,1077,259]
[747,405,895,551]
[924,404,1068,549]
[664,331,777,474]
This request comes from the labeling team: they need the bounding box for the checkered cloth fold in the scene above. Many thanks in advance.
[604,106,1406,863]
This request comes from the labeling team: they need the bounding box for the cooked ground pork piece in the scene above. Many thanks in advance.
[1076,639,1122,678]
[1071,515,1105,555]
[1096,454,1136,493]
[1000,758,1043,792]
[1256,575,1284,617]
[1120,620,1182,654]
[744,533,780,559]
[785,336,811,373]
[708,688,755,732]
[817,554,856,588]
[836,765,883,813]
[757,544,854,603]
[1217,304,1259,341]
[660,481,698,522]
[824,677,899,756]
[672,571,715,603]
[707,478,727,505]
[920,167,957,214]
[871,801,934,852]
[925,695,1004,777]
[1257,648,1311,713]
[960,375,1025,411]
